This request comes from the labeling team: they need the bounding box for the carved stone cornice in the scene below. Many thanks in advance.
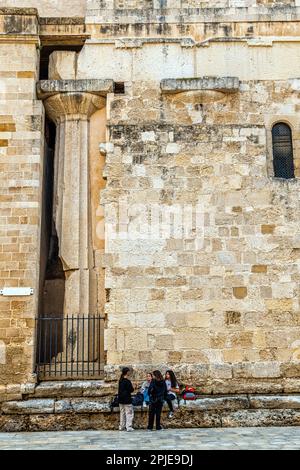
[161,76,240,104]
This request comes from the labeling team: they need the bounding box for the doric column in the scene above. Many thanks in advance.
[37,80,113,316]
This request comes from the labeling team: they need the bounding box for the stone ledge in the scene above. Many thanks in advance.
[249,395,300,409]
[221,409,300,427]
[179,396,249,411]
[31,380,116,399]
[161,77,240,95]
[2,399,55,415]
[1,404,300,431]
[39,17,85,25]
[2,395,300,417]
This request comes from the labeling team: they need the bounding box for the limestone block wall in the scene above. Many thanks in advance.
[0,9,43,391]
[1,2,300,397]
[101,77,300,392]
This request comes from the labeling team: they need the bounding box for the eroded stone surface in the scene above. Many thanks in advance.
[249,395,300,409]
[2,400,55,415]
[161,77,240,94]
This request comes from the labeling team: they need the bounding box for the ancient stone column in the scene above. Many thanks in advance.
[37,80,113,317]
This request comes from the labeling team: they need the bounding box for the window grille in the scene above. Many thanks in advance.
[272,123,295,179]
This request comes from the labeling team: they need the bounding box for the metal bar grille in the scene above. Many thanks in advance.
[272,123,295,179]
[35,316,105,380]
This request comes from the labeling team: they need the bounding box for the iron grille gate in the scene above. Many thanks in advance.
[35,315,105,380]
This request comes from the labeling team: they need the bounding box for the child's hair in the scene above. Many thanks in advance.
[166,370,178,388]
[152,370,163,381]
[147,372,153,378]
[120,367,130,380]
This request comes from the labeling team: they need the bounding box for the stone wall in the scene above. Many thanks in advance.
[1,1,300,401]
[99,77,300,391]
[0,9,42,389]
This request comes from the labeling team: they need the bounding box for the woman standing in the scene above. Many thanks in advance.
[147,370,167,431]
[118,367,134,432]
[165,370,180,418]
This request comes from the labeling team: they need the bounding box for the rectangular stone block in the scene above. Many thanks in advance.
[249,395,300,409]
[1,399,54,415]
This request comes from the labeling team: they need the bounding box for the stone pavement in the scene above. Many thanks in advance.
[0,427,299,450]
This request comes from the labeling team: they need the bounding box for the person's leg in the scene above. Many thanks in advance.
[125,404,134,431]
[166,396,174,412]
[119,404,126,431]
[148,403,155,430]
[156,402,163,430]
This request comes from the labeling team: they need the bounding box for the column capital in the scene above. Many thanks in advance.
[37,79,114,123]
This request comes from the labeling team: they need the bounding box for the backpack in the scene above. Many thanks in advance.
[109,394,119,412]
[182,386,197,401]
[132,392,144,407]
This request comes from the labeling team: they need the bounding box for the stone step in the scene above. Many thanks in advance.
[23,380,116,399]
[1,395,300,431]
[3,395,300,415]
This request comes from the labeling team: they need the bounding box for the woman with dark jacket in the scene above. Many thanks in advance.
[118,367,134,431]
[147,370,167,431]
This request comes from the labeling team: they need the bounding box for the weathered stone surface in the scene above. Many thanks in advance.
[82,382,117,397]
[221,409,300,427]
[49,51,77,81]
[54,400,73,414]
[20,383,36,396]
[34,382,82,398]
[0,415,28,432]
[2,399,55,415]
[161,77,240,94]
[33,380,116,398]
[249,395,300,409]
[70,399,111,413]
[180,397,249,411]
[2,399,300,431]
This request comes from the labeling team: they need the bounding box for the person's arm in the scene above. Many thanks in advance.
[170,382,180,393]
[129,380,134,394]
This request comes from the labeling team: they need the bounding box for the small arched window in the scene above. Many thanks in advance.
[272,123,295,179]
